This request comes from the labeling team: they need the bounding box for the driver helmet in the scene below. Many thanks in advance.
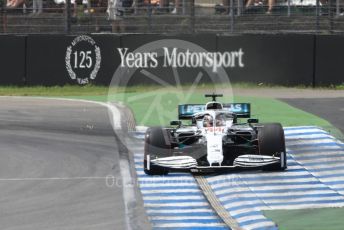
[203,115,213,127]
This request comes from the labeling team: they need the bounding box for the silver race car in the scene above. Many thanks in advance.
[144,94,287,175]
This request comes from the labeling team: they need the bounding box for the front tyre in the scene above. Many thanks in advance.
[258,123,287,171]
[144,127,171,175]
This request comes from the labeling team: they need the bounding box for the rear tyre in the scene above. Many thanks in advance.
[258,123,287,171]
[144,127,171,175]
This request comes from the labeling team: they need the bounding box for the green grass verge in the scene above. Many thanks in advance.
[264,208,344,230]
[0,83,343,97]
[0,85,109,96]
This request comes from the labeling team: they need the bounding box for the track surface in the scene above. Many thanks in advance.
[0,97,127,230]
[282,98,344,135]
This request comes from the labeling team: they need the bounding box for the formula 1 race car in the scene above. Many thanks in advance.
[143,94,287,175]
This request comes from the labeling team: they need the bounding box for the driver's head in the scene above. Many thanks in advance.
[203,115,213,127]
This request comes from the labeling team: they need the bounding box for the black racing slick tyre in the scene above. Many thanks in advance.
[258,123,287,171]
[144,127,171,175]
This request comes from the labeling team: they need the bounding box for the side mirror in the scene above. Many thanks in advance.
[170,120,182,126]
[248,118,259,123]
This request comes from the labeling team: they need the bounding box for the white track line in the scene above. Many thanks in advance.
[0,177,107,181]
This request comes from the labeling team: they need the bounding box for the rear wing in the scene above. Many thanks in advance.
[178,103,251,119]
[178,104,204,119]
[223,103,251,118]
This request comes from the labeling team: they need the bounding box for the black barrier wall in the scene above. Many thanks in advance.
[315,35,344,86]
[0,34,343,86]
[217,35,315,86]
[0,36,26,85]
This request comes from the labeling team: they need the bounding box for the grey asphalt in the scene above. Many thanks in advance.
[282,97,344,136]
[0,97,130,230]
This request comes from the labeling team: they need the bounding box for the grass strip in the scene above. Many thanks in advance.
[0,82,343,97]
[264,208,344,230]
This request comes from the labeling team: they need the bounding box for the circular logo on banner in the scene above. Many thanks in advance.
[65,35,101,85]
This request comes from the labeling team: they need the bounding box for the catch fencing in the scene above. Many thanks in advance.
[1,0,344,34]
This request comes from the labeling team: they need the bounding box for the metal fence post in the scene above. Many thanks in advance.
[336,0,339,16]
[2,3,6,33]
[65,0,71,33]
[0,4,2,33]
[230,0,234,33]
[0,5,2,33]
[316,0,320,33]
[329,0,334,33]
[287,0,291,17]
[134,0,138,14]
[237,0,241,16]
[148,0,152,32]
[190,0,195,33]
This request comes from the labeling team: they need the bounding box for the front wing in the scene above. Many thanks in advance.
[148,154,282,173]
